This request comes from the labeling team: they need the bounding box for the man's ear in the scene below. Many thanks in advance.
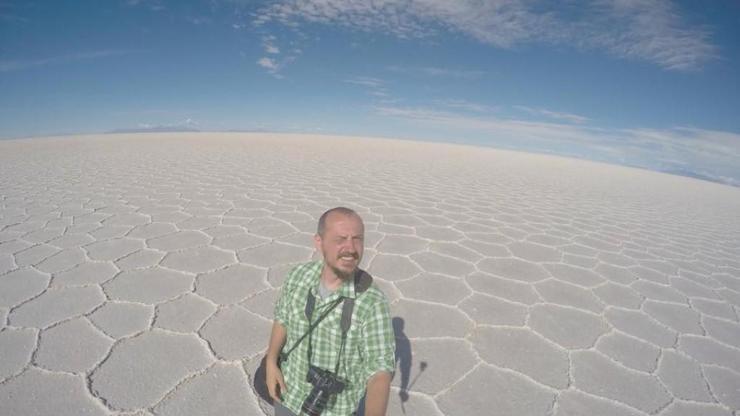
[313,234,322,251]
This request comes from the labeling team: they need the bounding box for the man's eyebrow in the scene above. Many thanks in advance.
[335,234,364,239]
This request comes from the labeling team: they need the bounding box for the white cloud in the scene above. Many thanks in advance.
[0,7,29,24]
[257,57,279,70]
[136,118,199,129]
[579,0,717,71]
[262,35,281,54]
[435,99,498,113]
[112,118,200,133]
[186,16,211,25]
[344,76,393,100]
[254,0,717,71]
[377,105,600,145]
[375,104,740,186]
[254,35,302,77]
[387,65,487,79]
[0,50,130,72]
[623,127,740,160]
[344,76,384,88]
[125,0,165,12]
[514,106,590,124]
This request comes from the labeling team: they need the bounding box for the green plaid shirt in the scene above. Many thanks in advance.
[274,261,396,416]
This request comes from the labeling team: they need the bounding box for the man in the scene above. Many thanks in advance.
[265,207,396,416]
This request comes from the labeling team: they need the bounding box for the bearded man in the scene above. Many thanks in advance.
[265,207,395,416]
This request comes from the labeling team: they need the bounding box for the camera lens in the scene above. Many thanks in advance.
[302,386,329,416]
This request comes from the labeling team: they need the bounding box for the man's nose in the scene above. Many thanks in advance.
[341,239,358,253]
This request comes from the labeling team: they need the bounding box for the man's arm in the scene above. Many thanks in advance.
[265,320,288,402]
[364,371,392,416]
[359,290,396,416]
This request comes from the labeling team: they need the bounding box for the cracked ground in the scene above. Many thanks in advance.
[1,133,739,416]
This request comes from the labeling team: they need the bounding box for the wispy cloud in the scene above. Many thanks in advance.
[110,108,198,118]
[375,105,599,143]
[375,103,740,186]
[257,57,279,70]
[185,16,211,25]
[387,65,487,79]
[136,118,199,129]
[262,35,280,54]
[254,0,717,71]
[109,118,200,134]
[514,105,590,124]
[344,76,384,89]
[344,76,394,100]
[435,99,498,114]
[124,0,165,12]
[0,10,29,24]
[577,0,717,71]
[254,34,301,77]
[0,50,131,72]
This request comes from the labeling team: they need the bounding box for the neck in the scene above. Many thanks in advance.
[320,265,349,291]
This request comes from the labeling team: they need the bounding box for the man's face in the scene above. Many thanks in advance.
[315,212,365,280]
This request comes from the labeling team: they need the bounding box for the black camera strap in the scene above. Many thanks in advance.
[280,296,343,363]
[306,296,350,375]
[334,297,355,374]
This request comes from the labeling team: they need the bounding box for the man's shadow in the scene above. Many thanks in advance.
[393,317,412,403]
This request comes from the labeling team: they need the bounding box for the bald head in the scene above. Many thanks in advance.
[317,207,362,237]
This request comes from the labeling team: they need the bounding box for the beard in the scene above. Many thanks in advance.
[328,263,354,281]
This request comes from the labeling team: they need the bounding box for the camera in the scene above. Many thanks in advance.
[301,365,346,416]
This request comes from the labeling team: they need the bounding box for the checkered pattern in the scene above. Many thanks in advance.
[275,261,396,416]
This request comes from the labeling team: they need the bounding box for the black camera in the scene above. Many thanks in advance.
[301,365,346,416]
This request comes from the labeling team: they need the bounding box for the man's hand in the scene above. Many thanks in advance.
[266,321,288,403]
[265,358,287,402]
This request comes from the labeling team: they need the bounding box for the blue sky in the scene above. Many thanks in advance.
[1,1,739,186]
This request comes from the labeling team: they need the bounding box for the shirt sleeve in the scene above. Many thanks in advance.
[360,296,396,383]
[274,266,299,327]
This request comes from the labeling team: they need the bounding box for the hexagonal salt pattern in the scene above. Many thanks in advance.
[90,330,212,410]
[1,133,740,415]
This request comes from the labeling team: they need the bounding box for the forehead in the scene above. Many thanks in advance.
[323,212,364,234]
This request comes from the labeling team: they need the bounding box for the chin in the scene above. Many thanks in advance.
[332,264,357,280]
[340,266,357,278]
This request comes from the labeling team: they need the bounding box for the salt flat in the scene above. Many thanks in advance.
[1,132,740,416]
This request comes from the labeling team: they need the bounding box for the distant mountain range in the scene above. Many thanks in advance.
[106,127,276,134]
[106,126,200,134]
